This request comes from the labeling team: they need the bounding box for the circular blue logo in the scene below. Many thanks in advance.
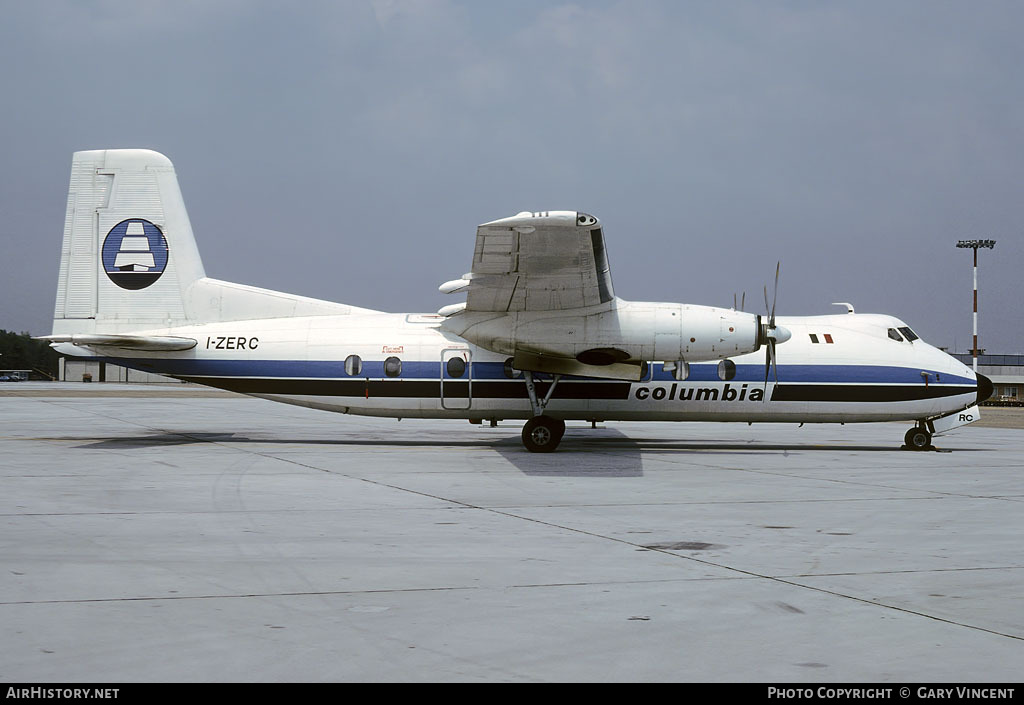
[101,219,169,290]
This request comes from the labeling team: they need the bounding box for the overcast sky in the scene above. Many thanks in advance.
[1,0,1020,353]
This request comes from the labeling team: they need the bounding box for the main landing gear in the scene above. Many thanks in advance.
[903,424,933,451]
[520,370,566,453]
[522,415,566,453]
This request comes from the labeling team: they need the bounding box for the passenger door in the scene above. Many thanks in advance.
[440,349,472,410]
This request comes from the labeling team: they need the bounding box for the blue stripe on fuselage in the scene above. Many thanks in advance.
[97,357,975,387]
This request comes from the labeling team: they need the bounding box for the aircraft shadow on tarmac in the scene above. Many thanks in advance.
[60,428,980,479]
[67,429,647,477]
[492,431,644,477]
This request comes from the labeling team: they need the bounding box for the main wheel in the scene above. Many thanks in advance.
[904,427,932,451]
[552,417,566,442]
[522,416,564,453]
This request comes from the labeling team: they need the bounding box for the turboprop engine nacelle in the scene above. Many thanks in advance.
[441,299,766,365]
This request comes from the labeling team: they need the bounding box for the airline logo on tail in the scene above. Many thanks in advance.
[101,219,169,290]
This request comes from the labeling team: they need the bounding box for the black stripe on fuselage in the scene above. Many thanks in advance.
[770,384,972,403]
[176,377,631,400]
[177,376,971,403]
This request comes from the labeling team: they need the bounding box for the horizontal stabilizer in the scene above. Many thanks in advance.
[513,350,643,381]
[36,334,197,352]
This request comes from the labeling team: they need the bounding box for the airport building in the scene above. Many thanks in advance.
[951,353,1024,405]
[59,358,181,384]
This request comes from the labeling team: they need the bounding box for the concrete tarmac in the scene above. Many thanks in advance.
[2,384,1022,682]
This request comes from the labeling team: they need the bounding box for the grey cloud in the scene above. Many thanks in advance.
[1,1,1020,353]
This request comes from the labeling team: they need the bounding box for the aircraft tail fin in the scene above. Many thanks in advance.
[53,149,205,334]
[52,149,374,338]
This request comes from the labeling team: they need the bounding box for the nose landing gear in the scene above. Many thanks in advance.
[903,425,933,451]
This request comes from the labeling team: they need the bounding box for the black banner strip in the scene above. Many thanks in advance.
[178,376,971,404]
[771,384,972,403]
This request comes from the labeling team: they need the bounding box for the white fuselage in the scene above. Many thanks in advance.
[60,310,979,425]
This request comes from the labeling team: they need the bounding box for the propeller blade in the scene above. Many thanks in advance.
[763,343,770,399]
[770,262,780,326]
[760,262,783,401]
[762,339,779,402]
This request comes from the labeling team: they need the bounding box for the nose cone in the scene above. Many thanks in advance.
[977,373,994,404]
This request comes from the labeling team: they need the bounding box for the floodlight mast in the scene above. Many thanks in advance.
[956,239,996,372]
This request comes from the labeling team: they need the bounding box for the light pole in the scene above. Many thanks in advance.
[956,239,996,372]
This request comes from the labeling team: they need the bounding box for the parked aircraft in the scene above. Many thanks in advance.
[41,150,991,452]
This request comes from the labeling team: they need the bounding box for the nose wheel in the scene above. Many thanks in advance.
[904,426,933,451]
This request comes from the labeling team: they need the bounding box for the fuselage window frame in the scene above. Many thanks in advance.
[344,354,362,376]
[717,359,736,381]
[446,356,467,379]
[384,356,402,378]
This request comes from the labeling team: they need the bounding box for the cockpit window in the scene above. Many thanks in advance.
[887,328,904,342]
[899,326,919,342]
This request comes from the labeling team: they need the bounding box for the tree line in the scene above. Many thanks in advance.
[0,330,59,379]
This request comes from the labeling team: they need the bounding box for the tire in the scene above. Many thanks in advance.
[522,416,563,453]
[905,427,932,451]
[552,418,566,442]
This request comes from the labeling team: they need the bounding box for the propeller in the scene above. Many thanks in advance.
[761,262,791,400]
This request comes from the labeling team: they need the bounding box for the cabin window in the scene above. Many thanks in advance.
[717,359,736,381]
[887,328,904,342]
[664,360,689,381]
[446,356,466,378]
[809,334,819,344]
[384,356,402,378]
[899,326,919,342]
[344,354,362,376]
[823,333,834,344]
[503,358,522,379]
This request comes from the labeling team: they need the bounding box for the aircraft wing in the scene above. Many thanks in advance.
[450,211,615,312]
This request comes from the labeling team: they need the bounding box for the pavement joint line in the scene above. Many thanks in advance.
[4,565,1024,609]
[643,453,1022,501]
[0,575,766,608]
[0,495,963,517]
[780,565,1024,578]
[0,585,482,606]
[14,398,1024,644]
[199,441,1024,644]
